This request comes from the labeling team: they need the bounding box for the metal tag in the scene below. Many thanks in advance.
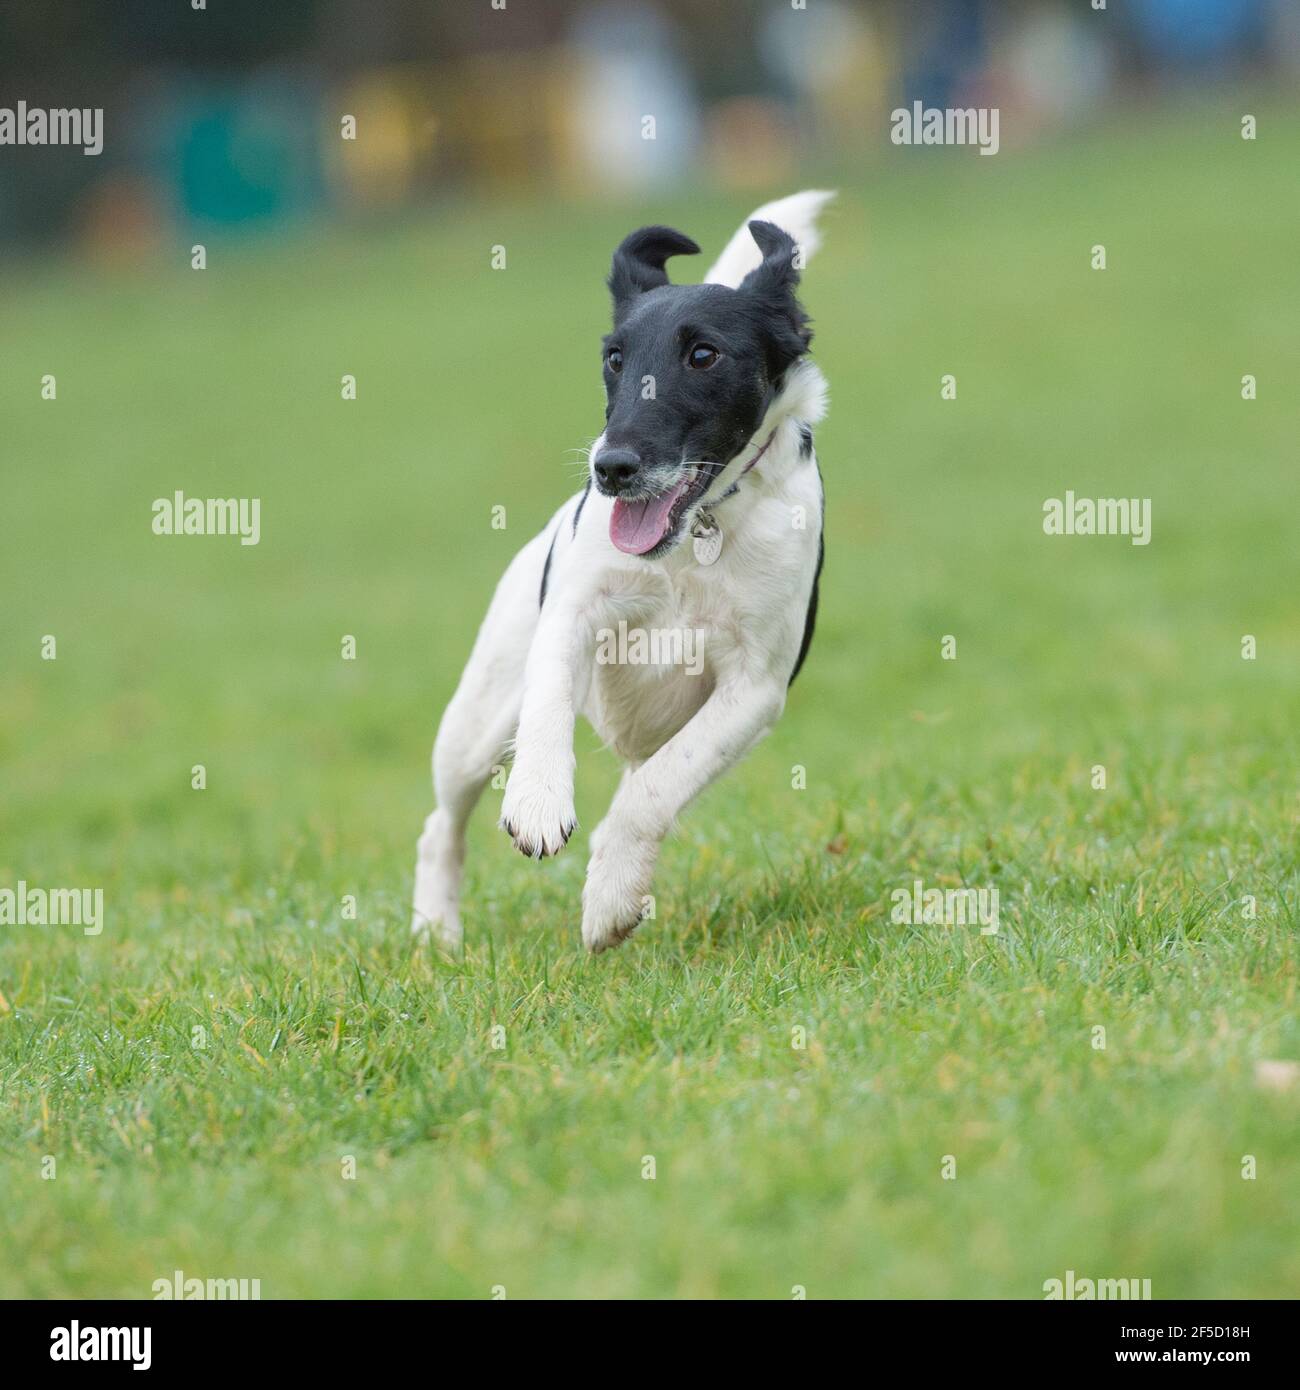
[691,510,723,566]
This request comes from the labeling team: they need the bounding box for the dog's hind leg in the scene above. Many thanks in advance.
[411,526,551,949]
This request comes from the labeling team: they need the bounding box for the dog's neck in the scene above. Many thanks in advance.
[645,360,825,574]
[701,428,779,511]
[695,357,827,514]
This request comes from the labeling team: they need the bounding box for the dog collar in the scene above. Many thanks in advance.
[699,429,777,513]
[689,429,778,565]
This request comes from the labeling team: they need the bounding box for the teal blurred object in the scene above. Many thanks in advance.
[169,77,325,227]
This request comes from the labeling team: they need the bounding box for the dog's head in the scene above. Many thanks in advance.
[593,220,811,557]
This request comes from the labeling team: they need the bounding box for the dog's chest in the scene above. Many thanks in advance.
[581,487,815,760]
[585,565,743,759]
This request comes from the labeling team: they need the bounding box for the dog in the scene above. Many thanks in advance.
[412,189,833,953]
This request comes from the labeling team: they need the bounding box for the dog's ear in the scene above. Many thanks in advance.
[609,226,700,322]
[740,219,812,371]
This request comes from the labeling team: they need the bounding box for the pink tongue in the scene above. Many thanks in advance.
[609,480,688,555]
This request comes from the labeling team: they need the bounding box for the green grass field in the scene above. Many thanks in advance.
[1,98,1297,1299]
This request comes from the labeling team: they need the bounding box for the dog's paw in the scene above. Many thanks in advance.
[499,761,577,859]
[581,828,657,953]
[411,903,462,953]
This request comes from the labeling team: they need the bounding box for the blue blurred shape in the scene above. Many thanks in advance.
[1130,0,1263,64]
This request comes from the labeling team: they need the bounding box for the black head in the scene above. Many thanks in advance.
[593,220,811,557]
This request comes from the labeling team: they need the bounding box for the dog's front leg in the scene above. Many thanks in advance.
[582,675,786,952]
[499,600,591,858]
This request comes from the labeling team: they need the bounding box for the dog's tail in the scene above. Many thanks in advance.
[703,189,836,289]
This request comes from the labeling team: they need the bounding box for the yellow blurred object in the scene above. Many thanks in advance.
[330,51,579,205]
[329,74,426,207]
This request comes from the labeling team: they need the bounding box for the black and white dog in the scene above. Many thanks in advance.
[413,190,833,953]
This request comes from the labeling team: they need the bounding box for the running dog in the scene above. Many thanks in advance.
[413,189,833,953]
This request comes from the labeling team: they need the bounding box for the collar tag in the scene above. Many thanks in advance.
[691,509,723,566]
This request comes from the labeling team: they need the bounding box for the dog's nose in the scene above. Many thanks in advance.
[593,448,642,494]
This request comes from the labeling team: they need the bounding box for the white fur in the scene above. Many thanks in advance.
[413,192,832,953]
[704,189,835,289]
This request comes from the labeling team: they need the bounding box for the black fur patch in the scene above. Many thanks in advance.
[572,479,590,536]
[788,466,825,687]
[539,486,590,608]
[798,423,814,457]
[538,524,559,609]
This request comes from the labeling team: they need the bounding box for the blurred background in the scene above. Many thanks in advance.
[2,0,1298,255]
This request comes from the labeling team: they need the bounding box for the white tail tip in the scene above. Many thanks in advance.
[704,189,836,288]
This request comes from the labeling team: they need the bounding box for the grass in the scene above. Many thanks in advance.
[1,96,1297,1298]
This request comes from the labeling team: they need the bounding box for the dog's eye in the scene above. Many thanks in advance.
[606,348,623,373]
[688,343,720,370]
